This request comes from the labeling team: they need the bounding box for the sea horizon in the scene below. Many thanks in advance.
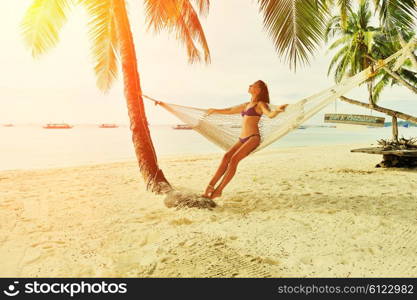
[1,124,416,172]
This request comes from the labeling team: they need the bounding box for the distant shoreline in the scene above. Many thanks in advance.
[0,142,376,173]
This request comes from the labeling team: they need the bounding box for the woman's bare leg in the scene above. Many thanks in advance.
[210,136,260,199]
[202,141,243,197]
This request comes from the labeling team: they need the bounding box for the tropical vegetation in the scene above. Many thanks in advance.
[324,0,417,104]
[257,0,417,71]
[20,0,417,193]
[21,0,211,193]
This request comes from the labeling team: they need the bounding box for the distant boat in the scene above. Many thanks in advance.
[297,125,307,129]
[172,124,193,130]
[43,123,73,129]
[3,124,13,127]
[99,123,118,128]
[384,121,417,127]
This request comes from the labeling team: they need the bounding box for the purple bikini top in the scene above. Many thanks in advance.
[241,105,262,117]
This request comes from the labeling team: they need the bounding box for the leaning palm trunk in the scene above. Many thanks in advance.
[340,96,417,124]
[113,0,171,194]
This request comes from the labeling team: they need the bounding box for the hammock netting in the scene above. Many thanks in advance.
[145,38,416,155]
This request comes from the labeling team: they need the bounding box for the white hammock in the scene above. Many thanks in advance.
[144,39,416,155]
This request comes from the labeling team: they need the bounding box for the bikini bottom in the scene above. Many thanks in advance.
[238,133,261,144]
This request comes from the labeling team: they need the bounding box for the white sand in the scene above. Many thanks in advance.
[1,142,417,277]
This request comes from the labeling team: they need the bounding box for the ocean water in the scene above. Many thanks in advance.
[1,124,416,171]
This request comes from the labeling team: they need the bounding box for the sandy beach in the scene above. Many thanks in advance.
[1,142,417,277]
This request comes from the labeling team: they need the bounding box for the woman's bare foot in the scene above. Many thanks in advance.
[202,184,215,198]
[209,187,222,199]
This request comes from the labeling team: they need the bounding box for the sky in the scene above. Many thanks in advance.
[0,0,416,125]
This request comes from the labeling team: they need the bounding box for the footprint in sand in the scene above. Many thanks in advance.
[299,256,313,265]
[157,235,282,277]
[21,240,66,268]
[139,232,161,247]
[169,218,193,226]
[22,248,47,266]
[381,226,417,275]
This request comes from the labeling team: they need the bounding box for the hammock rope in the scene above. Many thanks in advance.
[143,39,416,155]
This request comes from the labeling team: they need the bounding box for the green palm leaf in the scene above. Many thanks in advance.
[373,71,390,102]
[398,69,417,86]
[327,45,349,76]
[328,35,351,51]
[324,15,342,42]
[374,0,416,32]
[79,0,119,92]
[338,0,352,29]
[21,0,74,58]
[257,0,328,71]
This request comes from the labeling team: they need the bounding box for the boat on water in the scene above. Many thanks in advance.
[99,123,118,128]
[43,123,73,129]
[297,125,307,129]
[172,124,193,130]
[3,124,13,127]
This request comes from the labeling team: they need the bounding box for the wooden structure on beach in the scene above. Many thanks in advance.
[351,147,417,168]
[324,113,385,127]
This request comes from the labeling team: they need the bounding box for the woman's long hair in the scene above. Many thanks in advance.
[254,80,270,104]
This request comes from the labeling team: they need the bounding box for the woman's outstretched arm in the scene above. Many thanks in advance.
[206,102,249,115]
[259,102,289,118]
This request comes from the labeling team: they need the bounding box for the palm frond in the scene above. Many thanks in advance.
[328,34,350,50]
[363,30,375,53]
[257,0,328,71]
[79,0,119,92]
[324,15,342,42]
[178,0,211,63]
[373,71,391,103]
[334,55,347,82]
[357,0,371,29]
[191,0,209,17]
[375,0,417,33]
[21,0,74,57]
[144,0,210,64]
[398,68,417,86]
[336,40,356,82]
[144,0,178,32]
[338,0,352,29]
[327,45,349,76]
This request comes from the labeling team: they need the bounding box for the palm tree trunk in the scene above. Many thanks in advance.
[340,96,417,124]
[380,66,417,94]
[113,0,172,194]
[365,55,374,105]
[367,80,374,105]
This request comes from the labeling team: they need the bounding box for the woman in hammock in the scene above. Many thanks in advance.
[202,80,289,199]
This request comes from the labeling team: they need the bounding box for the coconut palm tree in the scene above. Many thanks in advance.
[256,0,417,71]
[20,0,210,194]
[325,1,379,103]
[371,30,417,101]
[325,1,417,104]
